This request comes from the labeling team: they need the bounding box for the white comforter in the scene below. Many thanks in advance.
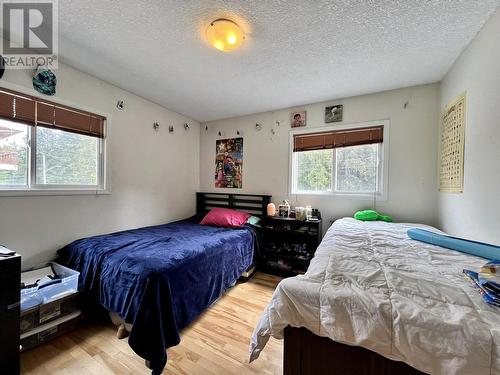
[250,218,500,374]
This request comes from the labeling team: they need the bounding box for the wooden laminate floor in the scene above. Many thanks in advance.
[21,273,283,375]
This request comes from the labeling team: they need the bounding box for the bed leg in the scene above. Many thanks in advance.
[284,326,302,375]
[116,324,129,339]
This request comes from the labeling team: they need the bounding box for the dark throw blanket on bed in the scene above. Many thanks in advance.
[58,217,256,373]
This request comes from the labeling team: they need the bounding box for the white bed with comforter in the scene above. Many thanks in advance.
[250,218,500,374]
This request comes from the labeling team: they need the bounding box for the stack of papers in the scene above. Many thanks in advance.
[463,259,500,307]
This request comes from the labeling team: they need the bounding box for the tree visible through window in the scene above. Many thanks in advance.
[295,150,333,192]
[336,144,378,192]
[35,127,99,185]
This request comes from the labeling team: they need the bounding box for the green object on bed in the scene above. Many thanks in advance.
[354,210,393,222]
[354,210,378,221]
[378,215,393,222]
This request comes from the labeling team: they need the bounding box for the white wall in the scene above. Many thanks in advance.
[0,63,200,268]
[200,83,440,233]
[438,8,500,245]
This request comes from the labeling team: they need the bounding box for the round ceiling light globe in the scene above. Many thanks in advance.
[206,19,244,52]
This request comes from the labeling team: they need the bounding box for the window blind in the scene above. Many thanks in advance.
[0,87,105,138]
[293,125,383,152]
[0,90,35,125]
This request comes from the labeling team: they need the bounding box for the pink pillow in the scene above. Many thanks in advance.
[200,208,251,228]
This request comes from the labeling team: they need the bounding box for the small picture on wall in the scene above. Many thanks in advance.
[325,104,343,123]
[215,137,243,189]
[290,111,306,128]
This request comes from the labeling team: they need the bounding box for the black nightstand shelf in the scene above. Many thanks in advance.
[260,216,322,277]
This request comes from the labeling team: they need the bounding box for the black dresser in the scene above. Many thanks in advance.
[260,217,322,277]
[0,254,21,374]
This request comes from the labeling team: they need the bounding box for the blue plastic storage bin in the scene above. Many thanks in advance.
[20,262,79,311]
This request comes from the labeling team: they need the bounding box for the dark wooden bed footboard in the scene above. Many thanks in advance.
[284,326,425,375]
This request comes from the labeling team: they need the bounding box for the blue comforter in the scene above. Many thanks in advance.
[58,217,256,373]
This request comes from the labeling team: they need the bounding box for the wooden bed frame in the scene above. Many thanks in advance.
[196,192,271,217]
[284,326,425,375]
[196,192,271,278]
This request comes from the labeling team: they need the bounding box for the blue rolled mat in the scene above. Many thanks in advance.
[407,228,500,260]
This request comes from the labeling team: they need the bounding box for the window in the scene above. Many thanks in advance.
[0,87,106,192]
[291,124,385,196]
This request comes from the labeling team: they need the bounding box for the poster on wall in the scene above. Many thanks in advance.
[215,137,243,188]
[439,92,466,193]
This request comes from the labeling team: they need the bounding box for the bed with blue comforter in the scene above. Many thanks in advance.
[58,216,257,373]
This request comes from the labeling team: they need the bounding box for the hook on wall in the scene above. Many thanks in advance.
[153,122,160,131]
[205,125,209,131]
[255,123,262,131]
[184,123,190,130]
[403,100,409,109]
[169,125,174,133]
[117,100,124,110]
[218,130,222,137]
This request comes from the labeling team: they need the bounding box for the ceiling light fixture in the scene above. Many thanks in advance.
[206,19,244,52]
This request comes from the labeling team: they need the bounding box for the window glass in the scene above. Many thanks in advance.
[35,127,99,186]
[335,144,378,193]
[292,139,382,195]
[294,149,333,193]
[0,119,29,186]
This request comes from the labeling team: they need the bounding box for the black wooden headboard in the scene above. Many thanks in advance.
[196,192,272,218]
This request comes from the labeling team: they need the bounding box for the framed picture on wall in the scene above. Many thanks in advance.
[439,93,466,193]
[325,104,343,123]
[290,111,306,128]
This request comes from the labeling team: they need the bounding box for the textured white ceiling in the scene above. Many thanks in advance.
[57,0,500,122]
